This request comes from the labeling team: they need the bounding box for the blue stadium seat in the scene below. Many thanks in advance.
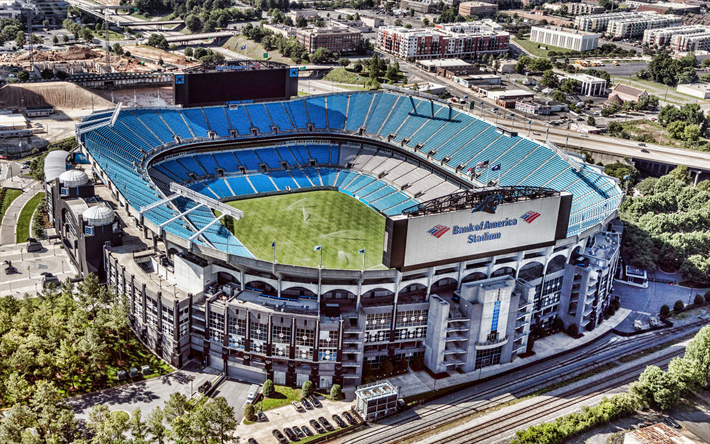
[225,175,256,195]
[256,148,283,169]
[270,170,298,190]
[346,93,378,131]
[326,95,347,130]
[245,104,274,134]
[305,97,327,129]
[249,174,277,192]
[226,106,253,135]
[183,108,210,138]
[290,169,313,188]
[364,94,399,135]
[265,103,293,131]
[213,151,240,172]
[308,145,330,164]
[203,107,232,137]
[286,100,309,129]
[234,150,261,170]
[160,110,193,139]
[195,153,220,175]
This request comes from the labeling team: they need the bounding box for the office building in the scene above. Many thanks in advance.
[575,11,682,38]
[295,27,362,54]
[530,26,599,51]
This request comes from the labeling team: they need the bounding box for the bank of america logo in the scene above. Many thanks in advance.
[428,225,450,238]
[521,211,541,223]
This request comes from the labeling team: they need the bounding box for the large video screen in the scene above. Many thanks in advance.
[387,195,568,270]
[174,69,298,107]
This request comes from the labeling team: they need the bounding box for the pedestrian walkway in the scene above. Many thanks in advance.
[1,178,43,246]
[388,308,631,398]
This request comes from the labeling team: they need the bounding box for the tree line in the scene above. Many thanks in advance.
[511,325,710,444]
[621,166,710,285]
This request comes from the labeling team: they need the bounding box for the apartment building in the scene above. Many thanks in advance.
[642,25,709,47]
[575,11,682,38]
[458,1,498,17]
[672,31,710,52]
[377,20,509,60]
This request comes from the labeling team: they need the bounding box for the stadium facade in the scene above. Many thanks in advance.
[49,91,623,388]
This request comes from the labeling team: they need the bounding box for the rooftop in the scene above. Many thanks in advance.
[568,73,607,83]
[532,25,599,37]
[355,380,399,401]
[419,58,471,67]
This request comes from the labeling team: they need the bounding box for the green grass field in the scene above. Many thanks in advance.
[16,192,44,243]
[222,191,386,270]
[0,188,22,227]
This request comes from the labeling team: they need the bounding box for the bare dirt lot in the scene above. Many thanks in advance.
[0,82,114,110]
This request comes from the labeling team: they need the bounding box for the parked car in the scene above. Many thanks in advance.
[634,319,643,330]
[332,414,347,428]
[310,419,325,434]
[309,395,322,408]
[533,131,540,135]
[342,411,357,426]
[248,439,258,444]
[649,316,663,328]
[257,411,267,422]
[301,398,313,410]
[293,426,305,439]
[300,425,313,437]
[283,427,298,441]
[318,417,335,432]
[272,430,288,444]
[292,401,305,413]
[664,417,681,429]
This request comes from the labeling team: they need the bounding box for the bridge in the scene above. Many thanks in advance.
[164,31,237,43]
[67,0,183,28]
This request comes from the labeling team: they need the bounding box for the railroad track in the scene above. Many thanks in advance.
[438,350,685,444]
[344,320,707,444]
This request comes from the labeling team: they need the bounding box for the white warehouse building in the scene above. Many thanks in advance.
[530,27,599,52]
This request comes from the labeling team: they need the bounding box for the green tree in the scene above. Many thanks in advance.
[586,116,596,127]
[301,380,314,398]
[15,30,25,47]
[660,304,670,316]
[146,407,167,444]
[52,35,58,45]
[262,379,275,398]
[330,384,342,400]
[244,404,257,422]
[40,68,54,80]
[203,397,237,444]
[636,178,658,196]
[17,71,29,82]
[62,34,69,44]
[674,300,685,312]
[338,58,350,68]
[685,325,710,387]
[630,365,680,409]
[540,70,558,88]
[147,34,169,50]
[113,43,123,56]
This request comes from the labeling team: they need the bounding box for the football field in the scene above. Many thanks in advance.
[221,191,386,269]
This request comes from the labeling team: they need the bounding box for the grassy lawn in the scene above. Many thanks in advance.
[221,191,386,269]
[255,385,302,412]
[512,36,571,57]
[16,192,44,243]
[224,36,295,65]
[323,67,368,86]
[612,77,710,107]
[611,119,710,150]
[0,188,22,227]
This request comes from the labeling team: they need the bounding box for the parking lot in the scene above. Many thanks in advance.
[235,394,357,444]
[0,239,78,298]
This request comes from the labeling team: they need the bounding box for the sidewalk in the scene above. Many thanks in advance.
[0,178,43,245]
[388,308,631,398]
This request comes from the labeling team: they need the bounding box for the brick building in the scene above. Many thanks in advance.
[296,27,362,54]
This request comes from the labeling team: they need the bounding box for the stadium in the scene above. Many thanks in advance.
[47,89,624,388]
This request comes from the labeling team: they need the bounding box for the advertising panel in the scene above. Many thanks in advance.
[402,195,562,268]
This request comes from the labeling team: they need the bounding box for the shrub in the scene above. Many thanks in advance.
[705,290,710,303]
[674,300,685,312]
[566,324,579,337]
[244,404,256,422]
[301,380,313,398]
[660,304,670,317]
[330,384,342,400]
[262,379,274,398]
[694,294,705,306]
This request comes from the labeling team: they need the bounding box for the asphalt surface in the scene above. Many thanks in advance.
[588,62,648,77]
[68,363,220,420]
[212,378,252,421]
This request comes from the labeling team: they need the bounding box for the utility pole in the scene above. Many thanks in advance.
[105,8,111,72]
[27,10,33,74]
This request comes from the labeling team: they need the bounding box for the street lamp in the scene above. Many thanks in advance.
[527,120,532,136]
[510,113,516,128]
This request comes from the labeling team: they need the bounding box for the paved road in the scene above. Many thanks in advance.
[0,178,43,246]
[211,378,252,421]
